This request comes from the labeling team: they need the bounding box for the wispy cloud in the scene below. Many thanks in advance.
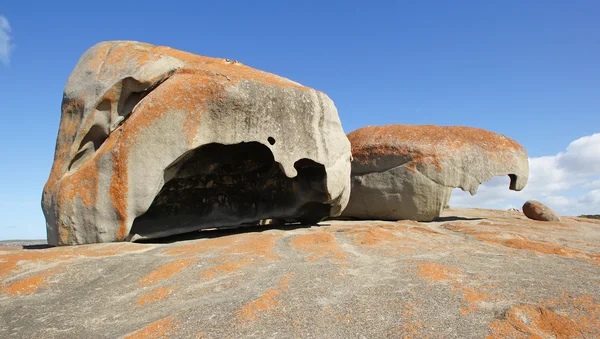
[0,15,13,65]
[450,133,600,216]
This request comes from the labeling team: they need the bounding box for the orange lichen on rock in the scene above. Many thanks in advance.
[343,225,426,256]
[138,259,197,286]
[200,259,253,280]
[541,294,600,335]
[414,261,499,314]
[109,134,129,241]
[51,130,123,244]
[123,316,178,339]
[85,48,307,242]
[460,286,500,315]
[487,305,584,339]
[162,236,238,256]
[0,243,149,278]
[137,287,174,306]
[188,234,281,280]
[237,273,293,321]
[43,98,85,193]
[220,233,281,260]
[1,265,63,295]
[2,275,46,295]
[153,46,307,91]
[401,302,425,337]
[290,233,346,261]
[444,222,600,266]
[59,158,99,209]
[163,233,280,262]
[43,40,342,246]
[347,226,401,246]
[415,262,462,282]
[348,125,524,169]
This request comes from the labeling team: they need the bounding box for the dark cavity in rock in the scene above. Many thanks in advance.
[130,142,330,238]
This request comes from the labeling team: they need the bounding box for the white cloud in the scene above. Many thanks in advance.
[559,134,600,176]
[0,15,13,65]
[449,133,600,216]
[584,179,600,189]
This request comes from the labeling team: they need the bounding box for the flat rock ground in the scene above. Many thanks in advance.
[1,209,599,338]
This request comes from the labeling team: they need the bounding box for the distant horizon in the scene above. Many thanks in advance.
[1,1,599,240]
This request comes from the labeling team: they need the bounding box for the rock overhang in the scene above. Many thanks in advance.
[42,41,352,245]
[341,124,529,221]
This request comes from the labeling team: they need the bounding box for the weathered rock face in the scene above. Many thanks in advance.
[42,41,352,245]
[341,125,529,221]
[523,200,561,222]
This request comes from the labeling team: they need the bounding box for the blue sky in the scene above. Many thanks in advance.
[1,1,599,240]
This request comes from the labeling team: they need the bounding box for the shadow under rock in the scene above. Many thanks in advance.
[135,221,330,244]
[23,244,54,250]
[427,216,484,222]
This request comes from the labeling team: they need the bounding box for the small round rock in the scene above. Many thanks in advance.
[522,200,561,222]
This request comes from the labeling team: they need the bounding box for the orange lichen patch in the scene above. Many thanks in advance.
[487,305,583,339]
[542,294,600,335]
[237,273,293,321]
[414,262,499,314]
[51,128,123,244]
[59,159,99,208]
[2,275,46,295]
[0,243,149,278]
[109,132,129,241]
[569,216,600,225]
[347,226,401,246]
[163,233,280,260]
[162,235,239,256]
[343,225,423,255]
[1,265,62,295]
[220,233,280,260]
[123,316,178,339]
[124,72,224,145]
[415,262,462,282]
[460,286,500,314]
[500,237,583,256]
[401,302,425,337]
[405,226,444,235]
[137,287,174,306]
[153,45,306,90]
[200,259,253,280]
[290,233,346,261]
[138,259,198,286]
[348,125,524,170]
[382,301,426,337]
[573,296,600,333]
[443,223,600,265]
[43,99,85,193]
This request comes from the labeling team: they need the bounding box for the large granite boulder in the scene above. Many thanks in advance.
[42,41,351,245]
[341,125,529,221]
[523,200,561,222]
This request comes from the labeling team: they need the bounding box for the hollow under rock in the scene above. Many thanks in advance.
[129,142,331,239]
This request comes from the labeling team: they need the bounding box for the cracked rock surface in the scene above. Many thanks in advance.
[341,124,529,221]
[42,41,351,245]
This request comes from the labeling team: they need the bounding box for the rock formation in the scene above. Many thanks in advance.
[4,208,600,338]
[341,125,529,221]
[42,41,352,245]
[523,200,561,222]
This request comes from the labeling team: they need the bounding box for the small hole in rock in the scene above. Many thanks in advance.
[267,137,276,145]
